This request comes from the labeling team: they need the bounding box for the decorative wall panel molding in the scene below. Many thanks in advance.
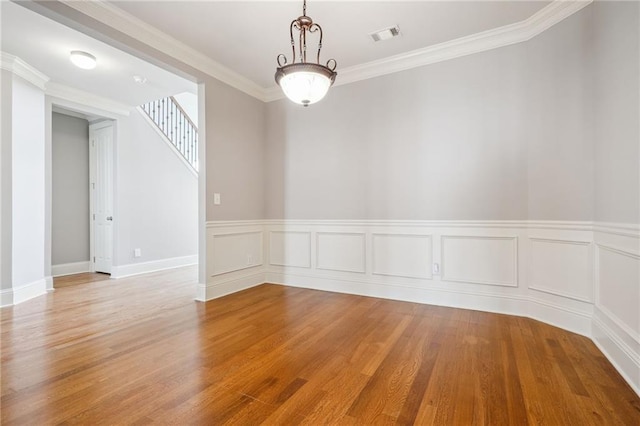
[372,233,433,279]
[528,238,592,302]
[595,243,640,342]
[269,231,311,268]
[441,236,518,287]
[210,231,263,276]
[316,232,366,273]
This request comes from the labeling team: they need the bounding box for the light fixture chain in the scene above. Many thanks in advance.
[302,25,307,62]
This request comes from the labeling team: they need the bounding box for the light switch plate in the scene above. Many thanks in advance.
[432,262,440,275]
[213,193,221,205]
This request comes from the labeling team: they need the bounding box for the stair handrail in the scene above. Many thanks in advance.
[169,96,198,131]
[140,96,198,172]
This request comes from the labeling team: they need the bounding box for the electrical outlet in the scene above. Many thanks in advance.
[247,254,253,265]
[432,262,440,275]
[134,248,142,258]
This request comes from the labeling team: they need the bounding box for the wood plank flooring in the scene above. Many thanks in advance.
[1,266,639,425]
[53,272,111,288]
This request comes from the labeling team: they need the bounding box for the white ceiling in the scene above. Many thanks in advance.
[0,1,196,107]
[109,1,550,88]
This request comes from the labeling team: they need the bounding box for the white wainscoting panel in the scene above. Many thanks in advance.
[441,236,518,287]
[210,231,263,276]
[596,244,640,339]
[372,233,432,279]
[269,231,311,268]
[316,232,366,273]
[529,238,592,302]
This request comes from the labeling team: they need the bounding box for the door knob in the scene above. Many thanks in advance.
[106,216,113,221]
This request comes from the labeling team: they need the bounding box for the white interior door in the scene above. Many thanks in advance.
[89,122,114,274]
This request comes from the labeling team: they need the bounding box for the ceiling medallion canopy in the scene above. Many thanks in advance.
[275,0,337,107]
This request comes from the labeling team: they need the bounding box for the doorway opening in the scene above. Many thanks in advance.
[51,106,115,285]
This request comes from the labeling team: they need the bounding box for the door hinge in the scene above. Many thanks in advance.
[93,257,96,263]
[93,214,95,220]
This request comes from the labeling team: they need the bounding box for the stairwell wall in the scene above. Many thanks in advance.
[111,107,198,278]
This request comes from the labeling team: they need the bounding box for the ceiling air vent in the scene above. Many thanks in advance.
[369,25,401,42]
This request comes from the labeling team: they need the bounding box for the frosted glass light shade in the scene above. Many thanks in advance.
[280,71,331,106]
[70,51,97,70]
[275,63,336,107]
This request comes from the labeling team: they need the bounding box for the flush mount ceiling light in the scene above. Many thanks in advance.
[70,50,97,69]
[275,0,337,107]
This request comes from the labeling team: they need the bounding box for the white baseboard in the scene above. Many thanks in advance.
[45,276,54,292]
[8,278,47,306]
[266,271,593,336]
[111,255,197,279]
[1,288,14,307]
[592,310,640,397]
[265,271,529,316]
[52,261,91,277]
[527,296,592,337]
[197,270,265,302]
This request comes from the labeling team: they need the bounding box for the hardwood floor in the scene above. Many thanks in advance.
[53,272,111,288]
[1,267,639,425]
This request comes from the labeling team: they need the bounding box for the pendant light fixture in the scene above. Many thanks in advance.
[275,0,337,107]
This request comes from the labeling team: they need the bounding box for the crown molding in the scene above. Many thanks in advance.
[58,0,591,104]
[264,0,593,102]
[46,82,131,116]
[58,0,266,101]
[0,52,49,90]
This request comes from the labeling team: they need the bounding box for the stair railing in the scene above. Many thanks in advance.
[140,96,198,171]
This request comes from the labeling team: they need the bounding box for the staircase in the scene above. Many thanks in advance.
[140,96,198,172]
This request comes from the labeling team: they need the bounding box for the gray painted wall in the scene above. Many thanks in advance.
[593,1,639,224]
[265,3,635,224]
[205,78,265,221]
[116,108,198,265]
[52,112,90,265]
[266,43,529,220]
[526,6,594,221]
